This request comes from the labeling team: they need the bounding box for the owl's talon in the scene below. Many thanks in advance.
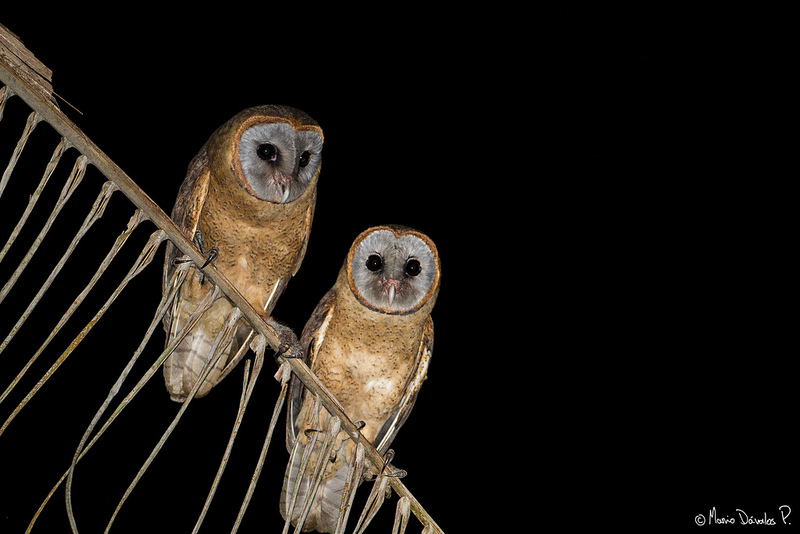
[200,246,218,269]
[191,230,218,269]
[273,339,302,361]
[377,449,407,477]
[193,230,207,253]
[276,342,301,359]
[304,428,323,438]
[263,317,301,361]
[354,420,366,431]
[379,450,393,474]
[376,449,406,478]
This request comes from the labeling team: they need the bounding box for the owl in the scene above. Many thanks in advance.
[281,225,441,533]
[162,105,323,402]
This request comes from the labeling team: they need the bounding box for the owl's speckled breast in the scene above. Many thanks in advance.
[310,277,428,434]
[197,163,317,311]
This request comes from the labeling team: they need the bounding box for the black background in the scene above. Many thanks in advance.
[0,6,793,533]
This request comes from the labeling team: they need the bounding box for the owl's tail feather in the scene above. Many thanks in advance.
[280,440,350,533]
[163,328,232,402]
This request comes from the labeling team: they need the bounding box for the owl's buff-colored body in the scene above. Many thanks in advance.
[163,106,322,401]
[282,226,440,533]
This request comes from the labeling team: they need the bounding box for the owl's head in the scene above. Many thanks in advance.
[217,105,323,204]
[346,225,441,315]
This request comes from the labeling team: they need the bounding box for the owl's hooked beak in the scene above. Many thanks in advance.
[272,170,293,203]
[382,279,401,306]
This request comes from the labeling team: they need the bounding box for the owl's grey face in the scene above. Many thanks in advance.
[350,229,438,314]
[237,121,322,203]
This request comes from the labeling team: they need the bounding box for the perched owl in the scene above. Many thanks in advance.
[162,105,323,402]
[281,225,441,533]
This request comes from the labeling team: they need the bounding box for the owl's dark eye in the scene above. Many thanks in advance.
[365,254,383,272]
[404,258,421,277]
[298,150,311,168]
[256,143,278,162]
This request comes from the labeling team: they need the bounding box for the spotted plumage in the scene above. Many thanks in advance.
[162,105,323,401]
[281,225,441,533]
